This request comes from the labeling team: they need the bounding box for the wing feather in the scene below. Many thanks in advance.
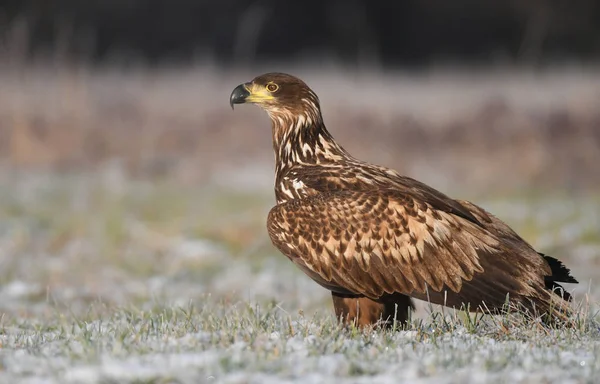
[267,189,526,301]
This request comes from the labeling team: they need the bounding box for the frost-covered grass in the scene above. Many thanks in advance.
[0,171,599,383]
[3,301,600,384]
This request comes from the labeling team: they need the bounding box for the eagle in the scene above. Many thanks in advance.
[229,73,578,328]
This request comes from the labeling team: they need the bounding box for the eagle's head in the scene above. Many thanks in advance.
[230,73,321,123]
[230,73,346,165]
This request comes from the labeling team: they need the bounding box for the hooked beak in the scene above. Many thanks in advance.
[229,83,251,110]
[230,82,276,110]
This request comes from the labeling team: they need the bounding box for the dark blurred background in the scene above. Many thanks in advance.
[2,0,600,66]
[0,0,599,192]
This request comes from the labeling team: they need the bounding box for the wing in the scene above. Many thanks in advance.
[267,189,547,303]
[288,165,483,226]
[455,199,552,274]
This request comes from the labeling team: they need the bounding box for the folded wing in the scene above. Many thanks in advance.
[267,189,549,306]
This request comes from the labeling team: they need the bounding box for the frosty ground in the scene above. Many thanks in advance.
[0,171,598,384]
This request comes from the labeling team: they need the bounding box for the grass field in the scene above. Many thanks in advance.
[0,64,598,383]
[0,170,598,384]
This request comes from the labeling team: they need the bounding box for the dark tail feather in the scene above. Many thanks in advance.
[540,253,578,283]
[540,253,578,302]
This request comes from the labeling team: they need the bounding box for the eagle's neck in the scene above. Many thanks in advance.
[270,109,349,175]
[268,104,353,204]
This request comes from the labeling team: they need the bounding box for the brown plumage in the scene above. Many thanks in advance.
[230,73,578,328]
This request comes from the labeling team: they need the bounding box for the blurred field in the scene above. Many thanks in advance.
[0,65,599,191]
[0,66,599,383]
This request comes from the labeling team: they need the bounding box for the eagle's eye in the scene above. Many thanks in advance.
[266,82,279,93]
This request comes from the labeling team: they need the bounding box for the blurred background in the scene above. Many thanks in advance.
[0,0,599,188]
[0,1,598,321]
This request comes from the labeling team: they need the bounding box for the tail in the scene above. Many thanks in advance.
[522,253,579,326]
[540,253,578,302]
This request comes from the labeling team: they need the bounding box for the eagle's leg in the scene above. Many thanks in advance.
[331,292,413,329]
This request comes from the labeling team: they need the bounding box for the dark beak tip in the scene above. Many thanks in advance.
[230,83,251,110]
